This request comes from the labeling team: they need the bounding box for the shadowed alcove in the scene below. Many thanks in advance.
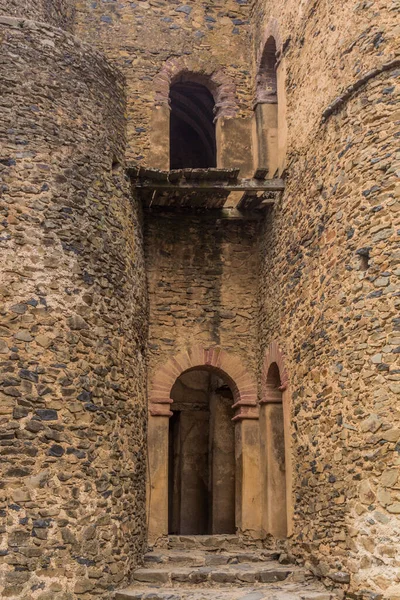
[254,35,279,176]
[257,36,278,104]
[169,81,217,169]
[168,369,235,535]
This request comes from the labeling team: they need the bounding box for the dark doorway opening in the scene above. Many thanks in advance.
[169,81,217,170]
[168,369,235,535]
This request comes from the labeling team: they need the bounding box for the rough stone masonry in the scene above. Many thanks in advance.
[0,0,399,599]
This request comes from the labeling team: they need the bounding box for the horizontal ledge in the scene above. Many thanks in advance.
[134,178,285,192]
[149,409,173,417]
[232,414,259,421]
[232,400,258,409]
[128,167,241,182]
[148,398,173,405]
[259,399,283,405]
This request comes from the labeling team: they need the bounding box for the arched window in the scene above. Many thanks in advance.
[169,81,217,169]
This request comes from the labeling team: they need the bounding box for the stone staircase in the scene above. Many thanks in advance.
[114,535,338,600]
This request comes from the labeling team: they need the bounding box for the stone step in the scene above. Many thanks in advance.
[132,563,308,586]
[115,583,336,600]
[166,535,261,551]
[144,549,280,568]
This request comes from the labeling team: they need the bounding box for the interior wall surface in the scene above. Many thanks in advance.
[0,0,75,31]
[0,14,147,600]
[252,0,399,596]
[73,0,254,163]
[145,214,259,383]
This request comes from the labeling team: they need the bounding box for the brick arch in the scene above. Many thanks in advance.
[153,57,239,119]
[261,341,289,402]
[149,345,258,419]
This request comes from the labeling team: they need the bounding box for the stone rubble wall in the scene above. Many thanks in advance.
[73,0,254,163]
[0,16,147,600]
[145,214,259,393]
[252,0,400,597]
[0,0,75,31]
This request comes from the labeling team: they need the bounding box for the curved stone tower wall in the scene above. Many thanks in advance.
[0,11,147,600]
[0,0,75,30]
[252,0,399,597]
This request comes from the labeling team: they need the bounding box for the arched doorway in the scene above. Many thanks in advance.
[147,345,261,542]
[168,369,235,535]
[169,81,217,169]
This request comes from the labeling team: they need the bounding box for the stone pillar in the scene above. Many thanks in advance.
[147,406,171,542]
[210,393,235,534]
[253,103,278,177]
[276,59,288,176]
[148,105,170,170]
[216,117,255,177]
[233,406,262,538]
[259,380,290,539]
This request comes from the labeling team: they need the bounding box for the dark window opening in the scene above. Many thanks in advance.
[170,81,217,169]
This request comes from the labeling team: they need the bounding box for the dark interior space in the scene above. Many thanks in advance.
[168,370,235,535]
[169,81,217,169]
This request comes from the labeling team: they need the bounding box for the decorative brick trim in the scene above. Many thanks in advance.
[153,57,239,120]
[149,345,258,419]
[261,341,289,404]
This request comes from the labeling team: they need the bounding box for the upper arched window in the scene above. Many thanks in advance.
[256,36,278,105]
[169,81,217,169]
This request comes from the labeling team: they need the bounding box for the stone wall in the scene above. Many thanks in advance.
[1,0,398,597]
[145,212,259,386]
[252,0,400,597]
[74,0,254,163]
[0,15,147,600]
[0,0,75,30]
